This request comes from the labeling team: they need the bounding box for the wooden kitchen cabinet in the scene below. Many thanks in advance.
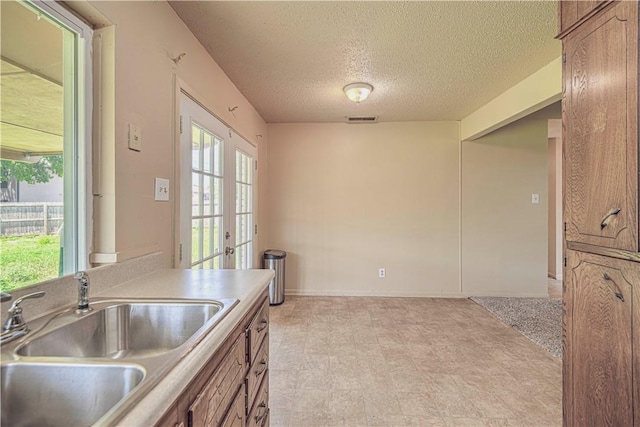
[245,297,270,427]
[559,1,640,426]
[189,335,246,427]
[562,0,638,254]
[563,250,638,426]
[155,290,270,427]
[558,0,609,36]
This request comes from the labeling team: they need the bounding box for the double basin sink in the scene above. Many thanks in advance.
[1,298,238,426]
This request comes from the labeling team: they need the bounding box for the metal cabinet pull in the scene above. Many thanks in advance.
[604,272,624,302]
[600,208,621,230]
[256,319,267,332]
[254,402,267,424]
[254,359,267,377]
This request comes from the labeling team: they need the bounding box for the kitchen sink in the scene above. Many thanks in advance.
[2,297,238,425]
[0,362,144,427]
[17,300,226,358]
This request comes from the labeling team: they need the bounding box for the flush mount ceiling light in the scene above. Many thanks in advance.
[343,82,373,103]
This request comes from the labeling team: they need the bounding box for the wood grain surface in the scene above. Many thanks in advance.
[563,0,638,253]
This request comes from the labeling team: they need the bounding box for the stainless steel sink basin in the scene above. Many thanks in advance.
[1,362,144,427]
[17,301,226,358]
[2,297,237,425]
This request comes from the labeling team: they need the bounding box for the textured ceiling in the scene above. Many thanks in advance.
[169,1,560,123]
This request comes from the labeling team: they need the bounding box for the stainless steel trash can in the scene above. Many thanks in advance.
[263,249,286,305]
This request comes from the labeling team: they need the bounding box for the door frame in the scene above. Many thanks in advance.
[172,79,259,269]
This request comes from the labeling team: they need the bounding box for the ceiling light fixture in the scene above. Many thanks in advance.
[343,82,373,103]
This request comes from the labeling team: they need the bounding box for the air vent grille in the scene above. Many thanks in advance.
[346,116,378,123]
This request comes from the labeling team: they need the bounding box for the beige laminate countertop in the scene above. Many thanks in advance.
[95,268,274,427]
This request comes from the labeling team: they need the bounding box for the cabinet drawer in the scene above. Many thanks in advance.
[246,334,268,410]
[189,334,245,427]
[247,298,269,365]
[220,385,245,427]
[247,375,269,427]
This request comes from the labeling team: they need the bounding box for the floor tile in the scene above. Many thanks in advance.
[269,296,561,426]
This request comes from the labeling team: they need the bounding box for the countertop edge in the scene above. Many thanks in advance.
[98,268,274,427]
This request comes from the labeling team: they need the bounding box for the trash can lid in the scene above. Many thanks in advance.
[264,249,286,259]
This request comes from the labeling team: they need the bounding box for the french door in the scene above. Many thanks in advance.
[179,93,257,269]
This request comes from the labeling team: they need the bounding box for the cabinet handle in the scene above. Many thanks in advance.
[254,402,267,424]
[604,272,624,302]
[255,359,267,376]
[600,208,621,230]
[256,319,267,332]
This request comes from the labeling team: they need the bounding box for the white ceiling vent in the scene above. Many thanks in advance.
[346,116,378,123]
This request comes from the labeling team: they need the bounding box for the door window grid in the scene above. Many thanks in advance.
[235,150,253,269]
[191,124,224,268]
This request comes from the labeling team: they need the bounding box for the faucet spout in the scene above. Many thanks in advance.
[74,271,91,314]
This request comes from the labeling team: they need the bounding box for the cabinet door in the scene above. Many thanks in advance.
[188,335,245,427]
[564,250,637,426]
[563,0,638,252]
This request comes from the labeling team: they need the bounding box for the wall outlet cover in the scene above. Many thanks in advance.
[155,178,169,201]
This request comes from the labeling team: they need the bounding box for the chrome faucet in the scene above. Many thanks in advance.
[1,291,45,343]
[74,271,92,314]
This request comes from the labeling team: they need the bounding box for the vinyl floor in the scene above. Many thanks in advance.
[268,296,562,427]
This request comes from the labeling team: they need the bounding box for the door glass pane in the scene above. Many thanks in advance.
[203,218,212,258]
[192,127,201,171]
[191,172,201,217]
[213,216,222,255]
[214,137,223,176]
[203,178,211,216]
[213,177,222,215]
[203,132,212,173]
[235,243,250,270]
[191,219,201,265]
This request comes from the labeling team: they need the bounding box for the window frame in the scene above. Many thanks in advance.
[23,0,94,275]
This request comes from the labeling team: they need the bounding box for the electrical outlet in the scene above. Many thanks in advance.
[379,268,386,278]
[155,177,169,201]
[532,193,540,204]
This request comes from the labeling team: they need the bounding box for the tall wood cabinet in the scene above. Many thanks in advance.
[558,1,640,426]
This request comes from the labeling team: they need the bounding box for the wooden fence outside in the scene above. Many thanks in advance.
[0,203,64,237]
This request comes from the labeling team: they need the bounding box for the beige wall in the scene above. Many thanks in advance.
[266,122,461,296]
[84,1,268,267]
[461,116,550,297]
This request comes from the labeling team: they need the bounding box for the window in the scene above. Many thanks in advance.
[0,1,92,292]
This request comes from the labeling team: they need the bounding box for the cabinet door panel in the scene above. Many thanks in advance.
[247,298,269,365]
[563,0,638,252]
[565,251,635,426]
[189,335,245,427]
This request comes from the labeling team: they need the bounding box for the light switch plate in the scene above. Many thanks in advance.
[128,123,142,151]
[155,178,169,201]
[532,193,540,204]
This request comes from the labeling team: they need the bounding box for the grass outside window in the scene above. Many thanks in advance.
[0,235,60,292]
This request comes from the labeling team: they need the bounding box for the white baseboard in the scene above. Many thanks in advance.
[285,289,550,299]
